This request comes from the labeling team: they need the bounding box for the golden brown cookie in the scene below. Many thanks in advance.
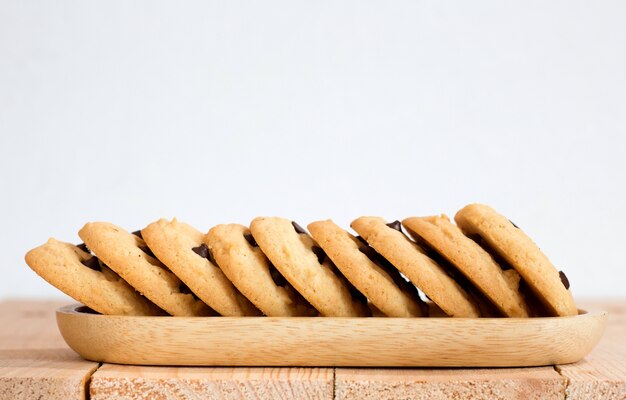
[25,238,162,316]
[402,215,530,317]
[308,219,426,317]
[454,203,577,317]
[205,223,317,316]
[79,222,215,316]
[250,217,369,317]
[350,217,480,317]
[142,219,260,316]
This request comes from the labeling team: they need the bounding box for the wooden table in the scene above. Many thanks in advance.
[0,300,624,400]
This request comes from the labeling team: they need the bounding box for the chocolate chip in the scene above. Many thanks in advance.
[132,230,143,239]
[509,220,519,229]
[311,245,326,264]
[76,243,89,253]
[291,221,307,234]
[179,281,192,294]
[179,281,199,300]
[386,220,402,232]
[139,245,156,258]
[81,256,102,272]
[244,233,258,247]
[559,270,570,289]
[358,245,378,263]
[349,285,368,305]
[269,264,289,287]
[192,243,210,259]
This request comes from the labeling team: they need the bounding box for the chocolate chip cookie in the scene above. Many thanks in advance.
[454,204,577,316]
[25,238,163,316]
[205,223,316,316]
[142,218,261,316]
[250,217,369,317]
[308,219,426,317]
[402,215,531,317]
[351,216,480,317]
[79,222,215,316]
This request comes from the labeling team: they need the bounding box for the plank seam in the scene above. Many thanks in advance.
[332,368,336,400]
[84,362,102,400]
[554,365,569,400]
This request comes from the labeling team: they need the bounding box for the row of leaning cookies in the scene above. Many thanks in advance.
[24,203,578,318]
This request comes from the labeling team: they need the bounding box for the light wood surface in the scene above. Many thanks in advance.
[335,367,567,400]
[56,305,606,367]
[0,300,68,349]
[557,300,626,400]
[0,299,624,399]
[0,300,98,400]
[90,365,333,400]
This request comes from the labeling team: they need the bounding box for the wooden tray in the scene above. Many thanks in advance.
[56,304,607,367]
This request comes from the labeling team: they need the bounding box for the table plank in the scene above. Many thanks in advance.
[0,348,98,400]
[557,300,626,400]
[0,300,99,400]
[0,300,71,349]
[335,367,566,400]
[90,365,334,400]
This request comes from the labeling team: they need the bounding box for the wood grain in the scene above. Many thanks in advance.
[0,348,98,400]
[90,365,333,400]
[0,300,99,400]
[335,367,567,400]
[1,299,625,400]
[57,304,607,367]
[0,300,68,349]
[557,300,626,400]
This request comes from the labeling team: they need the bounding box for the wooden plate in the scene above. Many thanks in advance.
[56,304,607,367]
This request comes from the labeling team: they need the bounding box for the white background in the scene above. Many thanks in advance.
[1,1,625,300]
